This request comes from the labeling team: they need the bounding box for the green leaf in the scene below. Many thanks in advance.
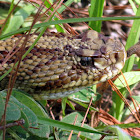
[1,0,14,35]
[0,92,21,122]
[61,112,84,123]
[16,101,38,127]
[0,7,9,20]
[114,71,140,89]
[0,90,51,137]
[132,95,140,103]
[11,89,48,118]
[6,129,24,140]
[59,123,101,140]
[75,123,101,140]
[0,134,2,140]
[111,83,138,121]
[1,90,38,127]
[0,94,5,120]
[66,99,75,110]
[61,97,67,116]
[28,119,50,138]
[70,99,98,112]
[6,101,21,121]
[3,5,35,35]
[69,88,100,103]
[14,111,30,134]
[38,116,109,135]
[106,126,131,140]
[58,131,79,140]
[135,57,140,68]
[0,0,29,7]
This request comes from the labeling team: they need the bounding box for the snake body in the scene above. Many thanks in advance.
[0,30,128,99]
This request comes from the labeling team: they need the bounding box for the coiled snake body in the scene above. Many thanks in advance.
[0,30,139,100]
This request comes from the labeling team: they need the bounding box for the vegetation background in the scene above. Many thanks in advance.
[0,0,140,139]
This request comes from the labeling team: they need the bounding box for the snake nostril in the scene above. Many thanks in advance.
[115,52,119,61]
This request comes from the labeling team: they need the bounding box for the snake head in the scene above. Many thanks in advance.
[73,30,127,82]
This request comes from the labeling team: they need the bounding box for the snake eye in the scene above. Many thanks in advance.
[80,57,94,66]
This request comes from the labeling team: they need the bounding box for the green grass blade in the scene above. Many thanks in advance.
[54,0,74,33]
[43,0,74,33]
[111,6,140,121]
[122,6,140,72]
[57,0,74,14]
[1,16,140,40]
[88,0,104,32]
[1,0,14,34]
[38,116,110,135]
[129,0,137,14]
[106,126,131,140]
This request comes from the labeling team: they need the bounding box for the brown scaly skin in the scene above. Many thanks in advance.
[0,30,134,100]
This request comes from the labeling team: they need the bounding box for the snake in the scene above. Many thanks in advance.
[0,30,139,100]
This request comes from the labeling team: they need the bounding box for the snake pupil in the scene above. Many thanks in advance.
[80,57,94,67]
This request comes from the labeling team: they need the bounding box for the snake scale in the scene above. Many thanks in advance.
[0,30,139,100]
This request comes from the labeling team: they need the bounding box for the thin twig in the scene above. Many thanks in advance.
[68,114,78,140]
[0,119,25,130]
[77,97,93,140]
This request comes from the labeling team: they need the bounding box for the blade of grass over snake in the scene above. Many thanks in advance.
[1,16,140,40]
